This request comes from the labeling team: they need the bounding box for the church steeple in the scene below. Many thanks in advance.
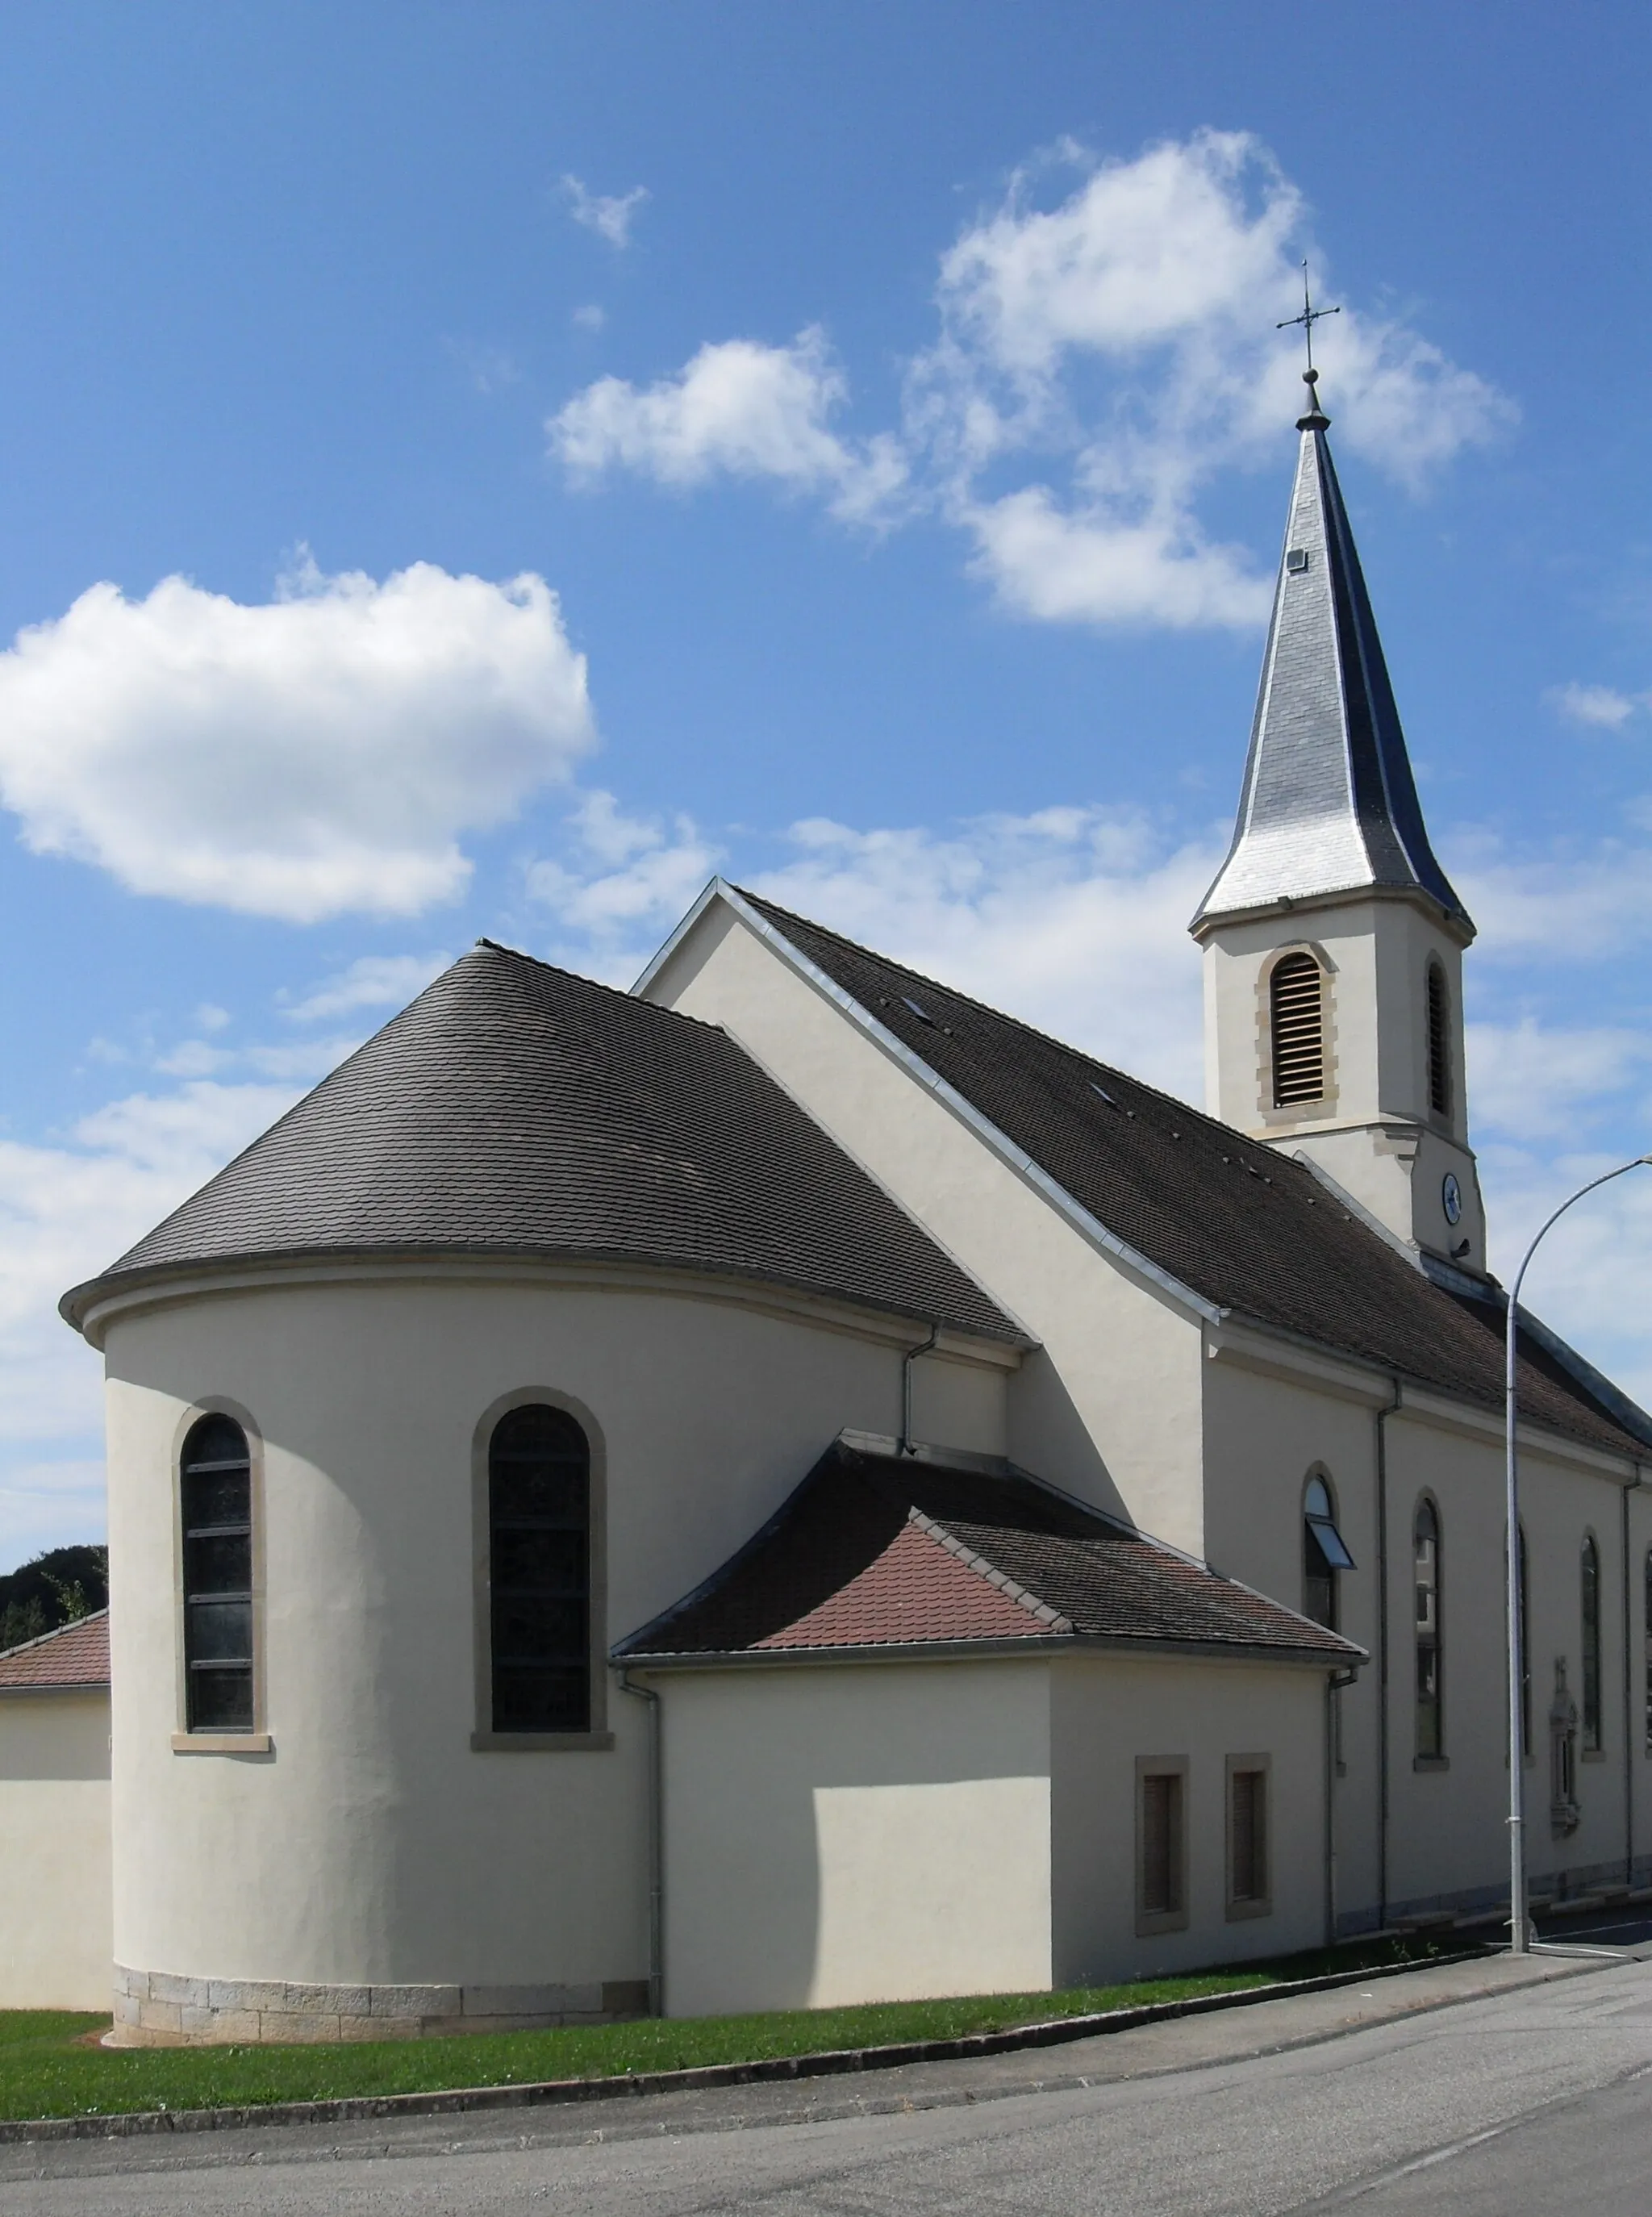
[1191,370,1473,939]
[1190,369,1487,1276]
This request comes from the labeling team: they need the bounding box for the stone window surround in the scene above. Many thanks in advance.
[469,1384,613,1751]
[1224,1751,1272,1922]
[1135,1752,1190,1938]
[169,1396,271,1756]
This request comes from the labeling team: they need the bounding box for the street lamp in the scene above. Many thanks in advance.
[1505,1154,1652,1954]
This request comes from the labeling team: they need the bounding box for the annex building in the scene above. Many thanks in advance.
[3,373,1650,2040]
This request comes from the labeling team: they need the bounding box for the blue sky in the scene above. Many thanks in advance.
[3,2,1650,1562]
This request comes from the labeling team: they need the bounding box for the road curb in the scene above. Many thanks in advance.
[0,1950,1513,2147]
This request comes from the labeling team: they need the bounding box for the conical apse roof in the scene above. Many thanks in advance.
[60,942,1019,1345]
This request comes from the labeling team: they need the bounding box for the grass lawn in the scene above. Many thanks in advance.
[0,1936,1454,2124]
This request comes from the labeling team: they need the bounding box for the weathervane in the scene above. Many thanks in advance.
[1278,261,1339,421]
[1279,258,1341,366]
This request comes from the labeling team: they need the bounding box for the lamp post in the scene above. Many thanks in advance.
[1505,1154,1652,1954]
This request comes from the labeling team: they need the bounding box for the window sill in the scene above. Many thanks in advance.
[1413,1755,1450,1772]
[1581,1748,1608,1764]
[470,1731,615,1752]
[1226,1897,1272,1922]
[171,1731,273,1755]
[1134,1910,1188,1939]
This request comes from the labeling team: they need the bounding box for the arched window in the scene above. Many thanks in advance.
[1415,1498,1441,1758]
[1270,953,1325,1108]
[1426,961,1451,1118]
[488,1405,591,1735]
[1581,1534,1603,1752]
[179,1413,254,1733]
[1303,1474,1353,1630]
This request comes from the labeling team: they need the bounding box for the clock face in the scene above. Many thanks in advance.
[1441,1172,1462,1228]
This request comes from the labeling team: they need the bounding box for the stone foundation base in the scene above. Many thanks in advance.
[109,1964,651,2046]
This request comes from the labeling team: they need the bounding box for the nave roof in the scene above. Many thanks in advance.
[734,891,1650,1462]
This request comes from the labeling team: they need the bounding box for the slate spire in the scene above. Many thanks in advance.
[1191,370,1473,940]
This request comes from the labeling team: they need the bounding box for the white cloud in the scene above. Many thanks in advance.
[0,1076,301,1560]
[572,304,607,332]
[282,952,451,1024]
[1548,681,1642,730]
[528,790,723,983]
[749,807,1217,1101]
[551,131,1512,631]
[0,557,597,923]
[550,329,909,524]
[562,176,649,250]
[1467,1018,1652,1142]
[1453,837,1652,961]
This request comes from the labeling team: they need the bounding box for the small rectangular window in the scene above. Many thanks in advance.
[1227,1756,1271,1918]
[1136,1757,1188,1935]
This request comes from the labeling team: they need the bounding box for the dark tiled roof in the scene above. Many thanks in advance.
[736,892,1647,1460]
[616,1442,1360,1664]
[62,945,1019,1346]
[0,1609,109,1689]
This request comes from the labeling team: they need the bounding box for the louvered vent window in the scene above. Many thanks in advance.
[1426,962,1450,1117]
[1270,953,1325,1108]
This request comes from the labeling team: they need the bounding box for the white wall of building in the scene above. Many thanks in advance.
[0,1690,112,2009]
[658,1660,1053,2017]
[1050,1653,1328,1981]
[93,1263,1012,2007]
[644,901,1212,1559]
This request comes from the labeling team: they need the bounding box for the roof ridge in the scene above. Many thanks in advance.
[905,1507,1074,1632]
[473,938,729,1037]
[0,1605,108,1662]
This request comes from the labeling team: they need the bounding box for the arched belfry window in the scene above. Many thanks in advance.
[1270,952,1325,1108]
[488,1405,592,1734]
[1426,961,1451,1118]
[1303,1474,1353,1630]
[179,1413,254,1733]
[1415,1498,1442,1758]
[1581,1534,1603,1752]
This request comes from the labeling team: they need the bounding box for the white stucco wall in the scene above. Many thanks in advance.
[644,901,1212,1557]
[659,1660,1053,2017]
[94,1263,1012,2003]
[0,1691,112,2008]
[1049,1653,1328,1981]
[1199,900,1483,1269]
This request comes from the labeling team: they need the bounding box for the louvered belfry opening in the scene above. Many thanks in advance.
[1270,952,1325,1108]
[1426,962,1450,1117]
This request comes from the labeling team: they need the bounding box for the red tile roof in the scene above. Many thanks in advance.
[0,1609,110,1690]
[616,1443,1362,1665]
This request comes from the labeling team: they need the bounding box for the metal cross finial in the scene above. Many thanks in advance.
[1277,261,1341,376]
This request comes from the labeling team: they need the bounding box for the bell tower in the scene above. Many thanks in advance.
[1189,365,1485,1274]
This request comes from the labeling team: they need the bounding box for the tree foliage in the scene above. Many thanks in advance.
[0,1545,108,1653]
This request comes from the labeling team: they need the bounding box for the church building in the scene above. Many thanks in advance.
[5,371,1650,2041]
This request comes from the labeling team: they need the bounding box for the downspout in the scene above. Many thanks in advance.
[1325,1664,1359,1945]
[900,1325,940,1456]
[618,1671,664,2018]
[1375,1378,1402,1930]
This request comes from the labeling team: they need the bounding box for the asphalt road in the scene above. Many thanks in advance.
[10,1956,1652,2215]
